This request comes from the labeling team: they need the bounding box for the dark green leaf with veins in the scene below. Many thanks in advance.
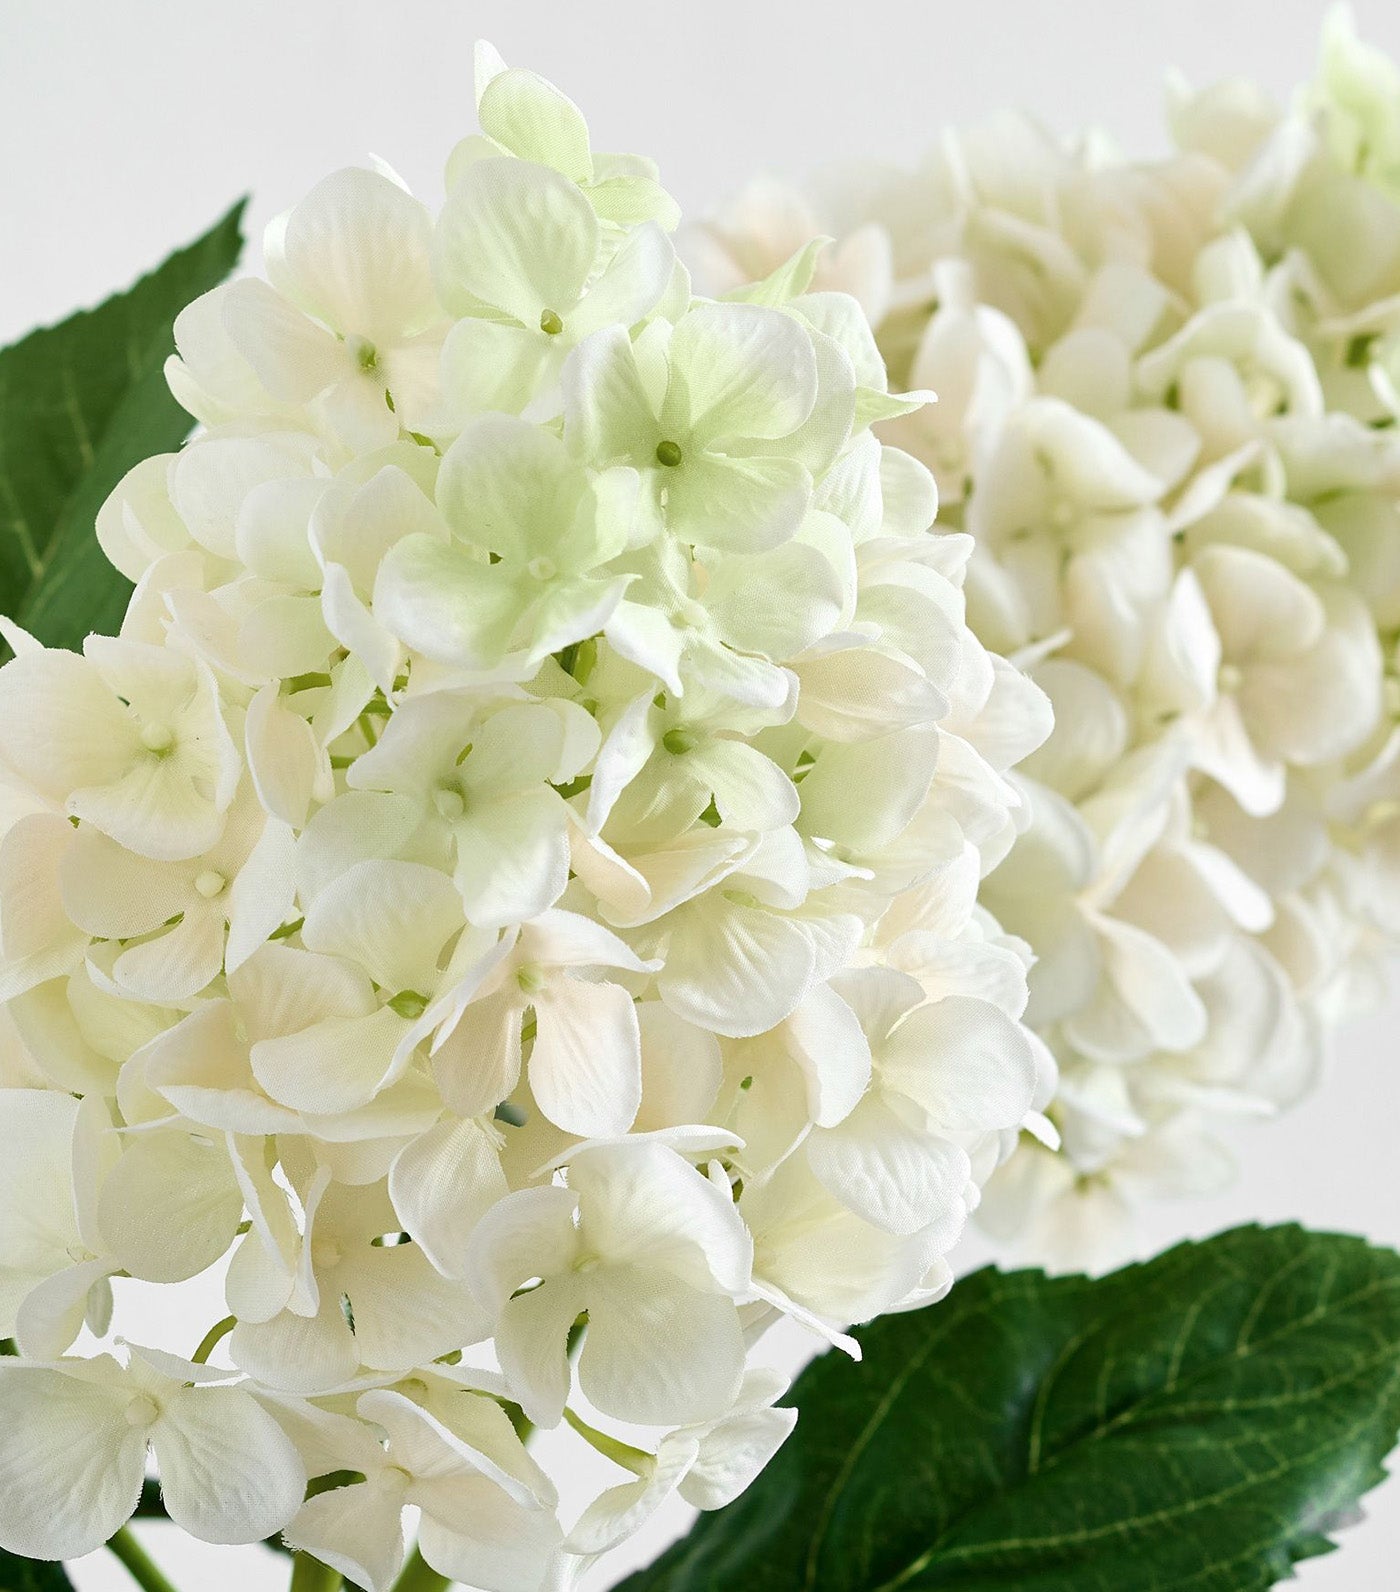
[619,1225,1400,1592]
[0,200,246,653]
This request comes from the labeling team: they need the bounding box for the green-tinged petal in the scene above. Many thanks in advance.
[686,740,800,830]
[563,325,660,463]
[433,158,599,324]
[436,413,586,561]
[439,315,552,420]
[570,223,677,337]
[728,239,830,307]
[97,1132,242,1282]
[587,173,682,230]
[374,535,521,669]
[854,385,935,428]
[665,452,811,553]
[526,575,633,663]
[798,727,941,853]
[251,1005,409,1114]
[666,303,818,445]
[479,67,594,183]
[683,634,795,711]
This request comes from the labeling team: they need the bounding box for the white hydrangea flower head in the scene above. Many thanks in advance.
[691,4,1400,1276]
[0,42,1053,1585]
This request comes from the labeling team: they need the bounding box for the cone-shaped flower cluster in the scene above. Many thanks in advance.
[0,45,1054,1587]
[692,6,1400,1271]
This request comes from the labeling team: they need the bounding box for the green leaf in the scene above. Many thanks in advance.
[0,1550,74,1591]
[0,200,247,653]
[621,1225,1400,1592]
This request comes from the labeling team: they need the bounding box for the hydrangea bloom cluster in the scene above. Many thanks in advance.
[0,46,1055,1587]
[692,6,1400,1271]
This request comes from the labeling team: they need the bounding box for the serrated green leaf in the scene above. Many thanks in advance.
[0,1550,74,1591]
[620,1225,1400,1592]
[0,200,246,653]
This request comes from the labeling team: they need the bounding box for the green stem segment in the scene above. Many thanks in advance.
[289,1552,344,1590]
[563,1406,653,1475]
[191,1313,236,1365]
[389,1545,450,1591]
[107,1526,181,1592]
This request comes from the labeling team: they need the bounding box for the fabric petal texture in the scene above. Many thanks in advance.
[16,18,1395,1584]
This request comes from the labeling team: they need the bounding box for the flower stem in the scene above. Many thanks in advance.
[290,1551,343,1590]
[389,1545,450,1591]
[107,1525,180,1592]
[191,1313,236,1364]
[563,1405,653,1474]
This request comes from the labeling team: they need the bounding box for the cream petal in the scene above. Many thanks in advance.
[151,1384,307,1545]
[389,1118,509,1276]
[529,975,642,1138]
[0,1361,146,1560]
[275,167,436,343]
[581,1266,744,1425]
[285,1480,406,1592]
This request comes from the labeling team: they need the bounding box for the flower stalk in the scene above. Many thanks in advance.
[106,1525,181,1592]
[289,1552,343,1591]
[389,1545,450,1591]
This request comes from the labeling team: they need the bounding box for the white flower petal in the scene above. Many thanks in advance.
[98,1131,243,1283]
[582,1267,745,1425]
[390,1118,509,1276]
[285,1481,406,1592]
[0,1361,146,1560]
[275,167,436,342]
[807,1094,970,1236]
[152,1384,307,1545]
[529,976,642,1137]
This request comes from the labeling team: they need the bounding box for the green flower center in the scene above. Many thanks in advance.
[516,964,547,996]
[346,333,379,372]
[655,439,684,468]
[539,308,565,336]
[387,990,429,1019]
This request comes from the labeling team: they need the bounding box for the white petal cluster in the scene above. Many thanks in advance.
[692,5,1400,1272]
[0,44,1052,1585]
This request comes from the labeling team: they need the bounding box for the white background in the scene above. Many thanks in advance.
[4,1,1400,1587]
